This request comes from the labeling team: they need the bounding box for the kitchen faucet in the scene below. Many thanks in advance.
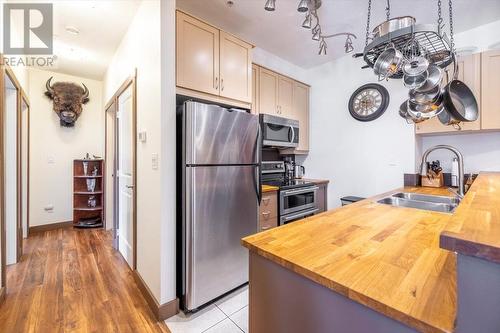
[420,145,465,198]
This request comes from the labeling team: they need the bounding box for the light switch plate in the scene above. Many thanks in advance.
[138,131,147,143]
[47,156,55,164]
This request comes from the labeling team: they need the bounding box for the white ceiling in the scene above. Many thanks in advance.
[177,0,500,69]
[8,0,141,80]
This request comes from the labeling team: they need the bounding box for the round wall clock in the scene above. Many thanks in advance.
[348,83,390,122]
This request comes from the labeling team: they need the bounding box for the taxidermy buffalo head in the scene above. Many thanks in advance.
[45,77,90,127]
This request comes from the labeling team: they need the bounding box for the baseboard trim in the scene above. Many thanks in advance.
[29,221,73,234]
[0,286,6,305]
[133,270,179,321]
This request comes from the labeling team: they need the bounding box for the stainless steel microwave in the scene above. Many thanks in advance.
[260,114,299,148]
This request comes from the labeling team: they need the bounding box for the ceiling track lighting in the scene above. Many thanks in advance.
[264,0,275,11]
[264,0,356,55]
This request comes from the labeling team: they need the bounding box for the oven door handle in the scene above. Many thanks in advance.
[282,186,319,196]
[281,208,319,224]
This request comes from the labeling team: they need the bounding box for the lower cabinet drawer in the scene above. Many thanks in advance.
[259,192,278,232]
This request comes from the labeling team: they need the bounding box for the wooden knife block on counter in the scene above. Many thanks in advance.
[421,173,444,188]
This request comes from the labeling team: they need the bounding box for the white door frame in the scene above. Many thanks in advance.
[104,71,137,270]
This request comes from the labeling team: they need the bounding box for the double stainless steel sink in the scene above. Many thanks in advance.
[377,192,461,213]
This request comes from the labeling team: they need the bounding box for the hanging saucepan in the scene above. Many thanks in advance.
[409,85,441,105]
[441,53,479,122]
[373,45,404,80]
[407,95,444,120]
[399,100,425,124]
[402,56,429,89]
[415,64,443,92]
[403,70,428,89]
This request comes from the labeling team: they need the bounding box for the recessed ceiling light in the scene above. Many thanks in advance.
[65,26,80,35]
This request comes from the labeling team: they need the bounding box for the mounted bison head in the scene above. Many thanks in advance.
[45,77,90,127]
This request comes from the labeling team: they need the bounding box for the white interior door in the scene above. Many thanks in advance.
[4,75,18,265]
[117,85,134,268]
[21,99,28,239]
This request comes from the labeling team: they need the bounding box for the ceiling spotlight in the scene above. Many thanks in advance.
[297,0,309,12]
[264,0,276,11]
[302,14,312,29]
[312,28,321,41]
[344,35,354,53]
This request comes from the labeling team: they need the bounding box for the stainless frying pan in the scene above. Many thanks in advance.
[441,54,479,122]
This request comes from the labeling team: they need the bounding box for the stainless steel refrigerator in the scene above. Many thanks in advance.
[179,100,260,311]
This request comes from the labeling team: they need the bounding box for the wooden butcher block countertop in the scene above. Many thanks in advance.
[440,172,500,264]
[243,185,461,333]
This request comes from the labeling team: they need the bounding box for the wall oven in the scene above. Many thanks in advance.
[260,114,299,148]
[279,186,318,225]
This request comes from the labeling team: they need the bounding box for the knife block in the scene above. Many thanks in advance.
[421,173,444,188]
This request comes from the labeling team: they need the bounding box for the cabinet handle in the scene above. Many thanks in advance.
[261,226,271,231]
[215,77,219,90]
[221,78,224,91]
[262,197,270,204]
[261,211,271,218]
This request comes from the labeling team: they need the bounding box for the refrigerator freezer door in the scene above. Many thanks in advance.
[185,165,258,310]
[185,101,259,165]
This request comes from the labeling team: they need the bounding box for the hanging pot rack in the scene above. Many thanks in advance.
[362,24,453,79]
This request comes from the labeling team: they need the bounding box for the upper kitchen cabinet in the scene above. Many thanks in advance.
[277,75,294,118]
[258,67,295,118]
[291,82,310,153]
[258,67,279,115]
[416,53,481,134]
[219,31,252,103]
[481,50,500,130]
[176,11,219,96]
[251,64,259,114]
[176,11,253,106]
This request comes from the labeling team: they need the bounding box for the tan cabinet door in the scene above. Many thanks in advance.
[219,31,252,103]
[277,75,294,118]
[258,67,279,115]
[481,50,500,130]
[292,82,310,152]
[416,53,481,134]
[251,64,260,114]
[176,11,219,95]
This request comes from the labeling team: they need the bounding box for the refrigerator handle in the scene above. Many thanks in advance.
[254,124,262,204]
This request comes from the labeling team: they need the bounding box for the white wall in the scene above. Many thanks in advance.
[104,0,165,303]
[420,132,500,174]
[253,47,309,84]
[28,68,104,226]
[303,56,415,208]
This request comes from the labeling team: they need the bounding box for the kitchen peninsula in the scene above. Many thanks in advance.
[242,173,500,333]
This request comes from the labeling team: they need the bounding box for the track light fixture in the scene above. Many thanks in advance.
[263,0,356,55]
[297,0,309,12]
[264,0,276,11]
[302,14,312,29]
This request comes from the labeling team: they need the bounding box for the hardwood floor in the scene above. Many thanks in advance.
[0,227,170,333]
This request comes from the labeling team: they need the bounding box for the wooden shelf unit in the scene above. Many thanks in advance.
[73,159,104,228]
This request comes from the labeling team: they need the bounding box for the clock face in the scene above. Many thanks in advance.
[348,84,390,122]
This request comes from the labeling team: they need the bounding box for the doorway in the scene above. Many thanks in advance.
[105,73,137,270]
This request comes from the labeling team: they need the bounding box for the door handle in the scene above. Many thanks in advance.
[126,185,135,189]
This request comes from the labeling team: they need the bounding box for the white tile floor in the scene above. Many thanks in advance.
[166,286,249,333]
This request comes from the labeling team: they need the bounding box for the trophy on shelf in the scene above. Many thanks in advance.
[87,196,97,208]
[86,178,96,192]
[82,161,89,175]
[92,165,98,176]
